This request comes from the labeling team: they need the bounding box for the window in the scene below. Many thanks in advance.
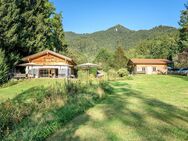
[39,69,48,77]
[59,68,67,77]
[142,67,146,72]
[153,67,157,72]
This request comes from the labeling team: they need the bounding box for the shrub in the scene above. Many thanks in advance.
[77,70,88,80]
[89,68,97,77]
[107,69,118,80]
[66,80,79,95]
[0,100,34,139]
[117,68,129,77]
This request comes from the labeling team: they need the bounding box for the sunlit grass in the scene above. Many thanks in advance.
[48,75,188,141]
[0,79,64,103]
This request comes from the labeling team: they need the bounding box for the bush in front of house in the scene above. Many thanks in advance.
[107,68,132,80]
[117,68,129,77]
[0,80,110,141]
[89,68,97,77]
[77,70,88,80]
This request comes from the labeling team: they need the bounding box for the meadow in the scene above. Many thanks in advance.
[0,75,188,141]
[48,75,188,141]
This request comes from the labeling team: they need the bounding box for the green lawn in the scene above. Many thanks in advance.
[0,79,64,103]
[47,75,188,141]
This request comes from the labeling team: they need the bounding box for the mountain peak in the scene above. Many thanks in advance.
[107,24,131,32]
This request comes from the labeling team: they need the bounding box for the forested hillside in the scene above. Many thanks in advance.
[65,25,178,61]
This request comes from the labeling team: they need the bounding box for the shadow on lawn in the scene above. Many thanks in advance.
[48,82,188,141]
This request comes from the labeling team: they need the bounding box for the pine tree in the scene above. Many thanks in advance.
[50,13,67,52]
[179,2,188,51]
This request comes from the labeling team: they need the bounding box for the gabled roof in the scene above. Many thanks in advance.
[129,59,172,65]
[22,50,76,65]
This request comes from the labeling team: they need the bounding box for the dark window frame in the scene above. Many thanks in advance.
[153,67,157,72]
[142,67,146,72]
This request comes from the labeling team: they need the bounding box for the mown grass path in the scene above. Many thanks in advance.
[48,75,188,141]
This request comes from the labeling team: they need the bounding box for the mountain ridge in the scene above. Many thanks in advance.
[65,24,178,61]
[65,24,177,34]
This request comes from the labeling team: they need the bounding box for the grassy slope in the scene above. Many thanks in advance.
[0,79,64,103]
[48,75,188,141]
[1,79,107,141]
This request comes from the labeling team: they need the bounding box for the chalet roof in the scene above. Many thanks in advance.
[22,50,76,65]
[129,59,172,65]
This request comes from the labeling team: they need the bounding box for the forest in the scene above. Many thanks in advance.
[0,0,188,84]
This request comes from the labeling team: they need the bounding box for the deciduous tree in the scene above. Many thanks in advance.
[113,42,128,69]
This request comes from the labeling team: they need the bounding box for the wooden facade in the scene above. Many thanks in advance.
[18,50,76,78]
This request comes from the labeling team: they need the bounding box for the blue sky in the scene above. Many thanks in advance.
[50,0,187,33]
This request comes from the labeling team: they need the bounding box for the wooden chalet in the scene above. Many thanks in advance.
[16,50,76,78]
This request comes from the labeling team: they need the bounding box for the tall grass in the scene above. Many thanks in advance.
[0,79,109,141]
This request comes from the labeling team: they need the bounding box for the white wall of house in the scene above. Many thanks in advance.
[135,64,167,74]
[26,65,71,78]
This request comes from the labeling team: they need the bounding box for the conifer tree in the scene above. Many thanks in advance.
[0,0,66,64]
[179,2,188,51]
[50,13,67,52]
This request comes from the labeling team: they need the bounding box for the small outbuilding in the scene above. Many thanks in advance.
[16,50,76,78]
[128,59,172,74]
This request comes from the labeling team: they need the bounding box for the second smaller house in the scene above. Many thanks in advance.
[128,59,172,74]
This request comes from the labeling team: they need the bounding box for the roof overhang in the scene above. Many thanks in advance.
[22,50,76,65]
[129,59,172,65]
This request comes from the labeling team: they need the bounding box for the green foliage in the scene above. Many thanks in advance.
[117,68,129,77]
[174,49,188,67]
[77,70,88,80]
[0,0,66,67]
[50,13,67,52]
[0,80,110,140]
[65,48,87,64]
[113,46,128,70]
[94,48,113,71]
[179,2,188,51]
[0,50,9,85]
[65,25,178,61]
[107,69,118,80]
[63,80,82,96]
[89,68,97,76]
[175,2,188,67]
[136,33,179,60]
